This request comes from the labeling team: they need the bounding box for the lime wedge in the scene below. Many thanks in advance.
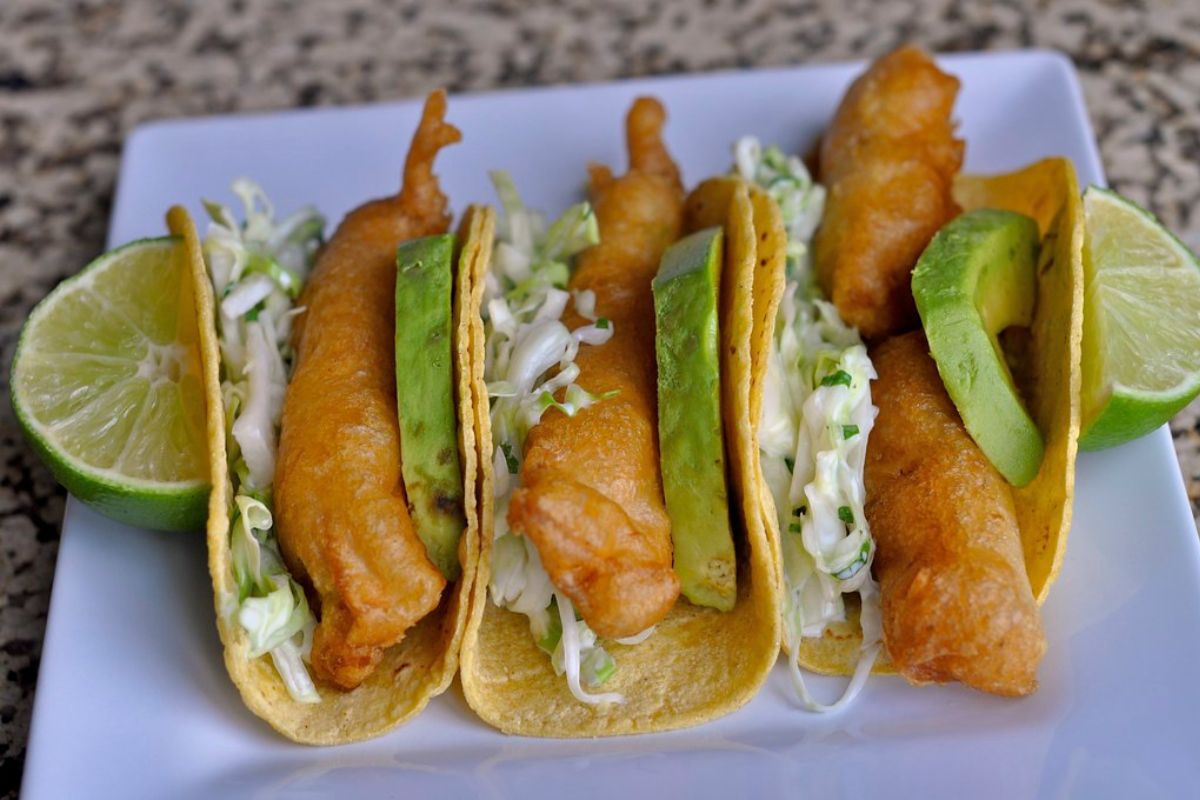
[11,237,210,530]
[1079,187,1200,450]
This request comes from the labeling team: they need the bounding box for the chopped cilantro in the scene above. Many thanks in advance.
[820,369,852,388]
[837,505,854,525]
[834,540,872,580]
[500,442,519,474]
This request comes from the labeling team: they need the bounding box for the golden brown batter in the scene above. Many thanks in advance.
[865,332,1046,696]
[508,98,683,640]
[814,45,964,341]
[274,91,460,690]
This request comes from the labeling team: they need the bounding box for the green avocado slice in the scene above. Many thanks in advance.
[912,208,1044,486]
[653,226,736,611]
[395,234,464,580]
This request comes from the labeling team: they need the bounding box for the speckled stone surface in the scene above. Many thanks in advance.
[1,0,1198,794]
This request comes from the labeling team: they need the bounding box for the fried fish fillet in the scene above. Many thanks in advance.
[865,332,1046,696]
[814,45,964,342]
[507,97,683,640]
[274,91,460,690]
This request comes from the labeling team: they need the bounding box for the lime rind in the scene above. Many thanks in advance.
[13,408,208,530]
[1079,380,1200,451]
[10,236,209,531]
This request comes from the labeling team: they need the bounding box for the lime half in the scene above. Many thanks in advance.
[11,237,210,530]
[1079,187,1200,450]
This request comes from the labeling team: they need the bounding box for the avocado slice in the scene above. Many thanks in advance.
[912,208,1044,486]
[653,227,737,611]
[395,234,464,580]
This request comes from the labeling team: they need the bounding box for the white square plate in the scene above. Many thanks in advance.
[21,51,1200,800]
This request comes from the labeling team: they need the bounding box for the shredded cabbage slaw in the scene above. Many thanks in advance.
[483,172,650,705]
[203,180,324,704]
[736,138,883,712]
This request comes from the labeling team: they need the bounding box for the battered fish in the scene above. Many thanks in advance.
[814,45,964,341]
[275,91,460,690]
[507,98,683,640]
[865,332,1045,696]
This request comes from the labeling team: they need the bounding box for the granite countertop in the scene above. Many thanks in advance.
[1,0,1198,794]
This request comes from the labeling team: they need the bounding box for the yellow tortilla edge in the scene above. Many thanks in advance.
[173,204,484,744]
[955,158,1083,603]
[459,198,782,737]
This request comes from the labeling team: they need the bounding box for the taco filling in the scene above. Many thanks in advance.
[202,180,324,703]
[736,138,883,710]
[482,171,651,704]
[271,92,463,691]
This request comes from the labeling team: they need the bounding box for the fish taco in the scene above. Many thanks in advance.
[702,47,1083,709]
[459,97,781,736]
[177,90,491,744]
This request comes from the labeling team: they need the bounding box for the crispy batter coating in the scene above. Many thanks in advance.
[814,45,964,342]
[507,98,683,639]
[865,332,1045,696]
[275,91,460,690]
